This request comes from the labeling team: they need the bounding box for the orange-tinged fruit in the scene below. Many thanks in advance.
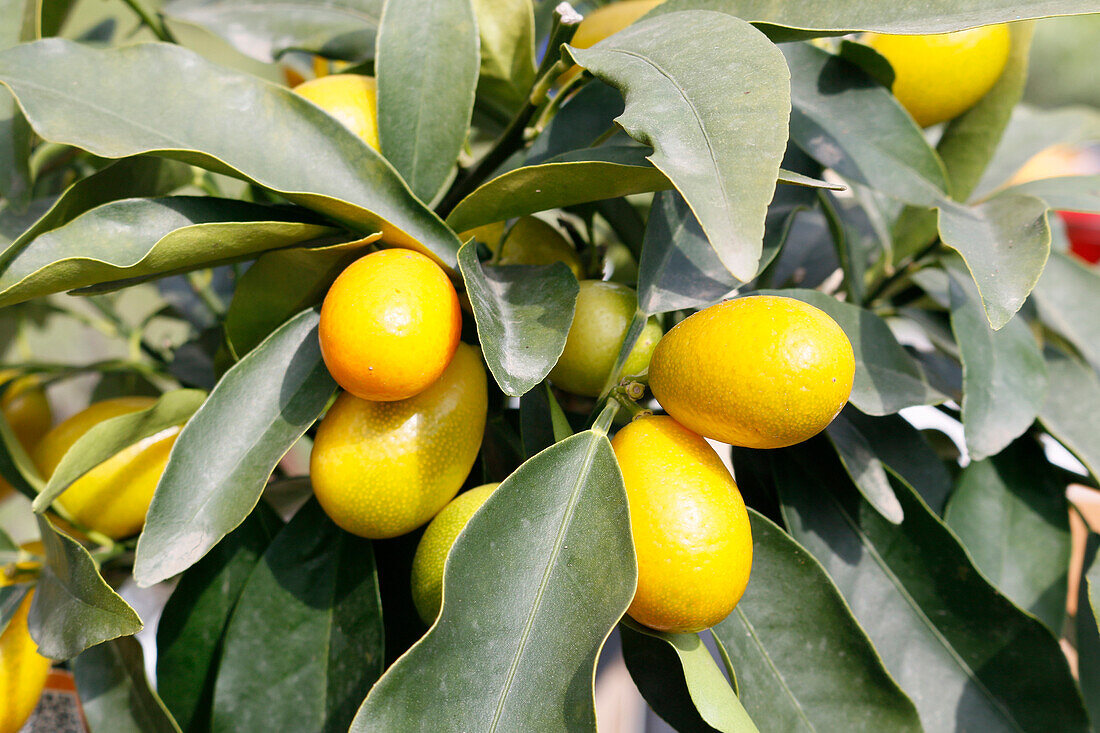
[32,397,181,539]
[561,0,665,85]
[0,578,51,733]
[466,217,584,280]
[864,25,1011,127]
[294,74,380,149]
[310,343,488,539]
[548,280,662,397]
[0,371,52,499]
[318,248,462,402]
[410,483,499,624]
[649,295,854,449]
[612,415,752,632]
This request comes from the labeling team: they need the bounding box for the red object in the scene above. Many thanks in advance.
[1059,210,1100,264]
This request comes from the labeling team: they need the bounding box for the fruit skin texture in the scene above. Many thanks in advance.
[319,248,462,402]
[649,295,854,450]
[311,342,488,539]
[611,415,752,633]
[31,397,180,539]
[0,371,52,498]
[410,483,499,624]
[294,74,380,149]
[466,217,585,281]
[548,280,662,398]
[865,25,1011,127]
[0,579,52,733]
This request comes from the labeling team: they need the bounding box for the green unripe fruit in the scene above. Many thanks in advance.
[463,217,585,280]
[548,280,662,397]
[410,483,499,624]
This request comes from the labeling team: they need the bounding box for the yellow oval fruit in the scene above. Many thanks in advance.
[311,343,488,539]
[612,415,751,632]
[865,25,1011,127]
[649,295,854,449]
[548,281,662,397]
[0,581,51,733]
[294,73,380,149]
[32,397,180,539]
[319,248,463,402]
[466,217,585,281]
[410,483,499,624]
[0,371,52,499]
[560,0,665,86]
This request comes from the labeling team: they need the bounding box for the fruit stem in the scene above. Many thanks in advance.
[592,399,620,436]
[611,387,651,422]
[597,309,648,400]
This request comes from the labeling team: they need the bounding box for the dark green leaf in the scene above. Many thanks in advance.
[377,0,479,202]
[1077,534,1100,724]
[945,438,1070,633]
[946,266,1047,460]
[471,0,535,111]
[776,441,1088,733]
[714,510,923,732]
[519,382,571,458]
[133,309,336,586]
[783,42,948,207]
[0,582,30,636]
[0,0,34,204]
[164,0,382,63]
[224,238,377,358]
[351,429,635,732]
[762,289,944,415]
[458,240,578,397]
[28,516,142,660]
[32,389,206,513]
[621,621,757,733]
[526,81,623,165]
[565,10,790,282]
[157,504,282,733]
[0,40,462,267]
[0,197,342,306]
[1039,349,1100,481]
[212,500,382,733]
[73,636,181,733]
[826,407,903,523]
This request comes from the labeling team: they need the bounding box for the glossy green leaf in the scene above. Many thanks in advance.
[935,23,1034,201]
[32,389,206,513]
[783,42,948,207]
[471,0,535,110]
[27,516,142,660]
[1002,174,1100,213]
[838,410,955,515]
[621,621,757,733]
[157,505,282,733]
[73,636,181,733]
[761,289,944,415]
[1078,535,1100,724]
[352,429,635,732]
[714,510,923,732]
[212,499,382,733]
[826,407,903,523]
[938,195,1051,330]
[376,0,479,202]
[0,197,342,306]
[446,144,671,233]
[653,0,1100,36]
[0,40,462,267]
[224,237,378,358]
[564,11,790,282]
[133,309,336,587]
[165,0,382,63]
[0,582,30,636]
[458,240,578,397]
[946,266,1047,461]
[776,441,1088,733]
[945,438,1070,633]
[1039,349,1100,481]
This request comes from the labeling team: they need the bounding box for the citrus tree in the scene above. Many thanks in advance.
[1,0,1100,731]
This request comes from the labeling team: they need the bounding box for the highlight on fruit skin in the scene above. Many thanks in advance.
[31,397,181,540]
[864,24,1011,127]
[547,280,662,398]
[648,295,855,449]
[611,414,752,633]
[318,248,462,403]
[293,73,380,149]
[410,483,499,625]
[310,342,488,540]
